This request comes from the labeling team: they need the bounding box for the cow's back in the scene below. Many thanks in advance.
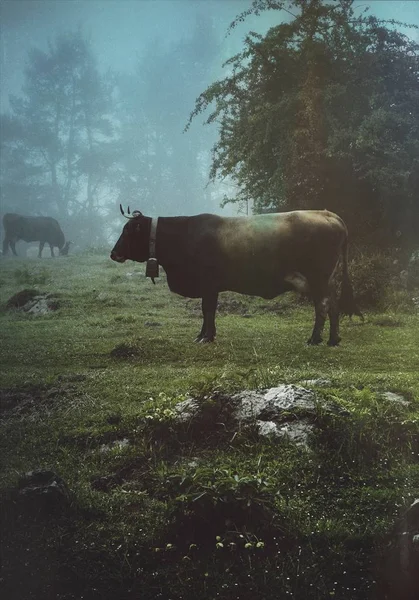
[159,210,347,299]
[214,209,346,268]
[3,213,22,231]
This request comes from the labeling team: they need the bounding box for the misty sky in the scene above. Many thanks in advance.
[1,0,418,220]
[0,0,278,111]
[2,0,418,112]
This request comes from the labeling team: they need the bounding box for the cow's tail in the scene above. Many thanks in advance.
[339,235,363,320]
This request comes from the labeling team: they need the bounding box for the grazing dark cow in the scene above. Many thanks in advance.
[2,213,71,258]
[110,208,362,346]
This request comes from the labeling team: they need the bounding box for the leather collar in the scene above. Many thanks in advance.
[149,217,158,259]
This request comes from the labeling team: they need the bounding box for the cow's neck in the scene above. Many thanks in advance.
[154,217,189,267]
[145,217,159,282]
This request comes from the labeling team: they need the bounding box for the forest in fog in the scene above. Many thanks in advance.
[1,0,418,250]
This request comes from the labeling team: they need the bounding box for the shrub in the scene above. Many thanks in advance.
[347,251,397,310]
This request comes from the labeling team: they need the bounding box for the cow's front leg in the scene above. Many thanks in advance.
[38,241,45,258]
[195,292,218,343]
[307,296,329,345]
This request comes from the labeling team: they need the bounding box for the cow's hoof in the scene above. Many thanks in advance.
[194,336,214,343]
[307,337,322,345]
[327,337,341,347]
[198,336,214,344]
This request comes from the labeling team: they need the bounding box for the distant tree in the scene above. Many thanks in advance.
[115,12,220,216]
[188,0,419,245]
[0,30,117,245]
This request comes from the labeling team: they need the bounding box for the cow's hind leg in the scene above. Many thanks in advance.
[307,296,329,345]
[327,286,341,346]
[38,241,45,258]
[307,281,330,345]
[195,292,218,343]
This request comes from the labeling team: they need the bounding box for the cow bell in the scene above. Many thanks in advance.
[146,258,159,284]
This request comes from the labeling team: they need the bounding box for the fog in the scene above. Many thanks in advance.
[1,0,418,248]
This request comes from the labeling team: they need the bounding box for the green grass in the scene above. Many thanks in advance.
[0,253,418,600]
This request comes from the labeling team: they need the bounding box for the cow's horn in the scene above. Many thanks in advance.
[127,206,131,215]
[120,204,134,219]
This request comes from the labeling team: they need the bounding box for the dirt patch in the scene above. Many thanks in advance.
[90,456,151,492]
[6,288,40,308]
[372,316,404,328]
[6,289,61,314]
[0,382,78,419]
[110,342,142,359]
[0,386,52,417]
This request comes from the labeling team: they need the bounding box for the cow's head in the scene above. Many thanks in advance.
[110,206,149,263]
[59,241,72,256]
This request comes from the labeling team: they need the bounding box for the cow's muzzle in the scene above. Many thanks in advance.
[110,251,126,263]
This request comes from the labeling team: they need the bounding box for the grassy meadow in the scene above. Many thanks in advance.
[1,252,418,600]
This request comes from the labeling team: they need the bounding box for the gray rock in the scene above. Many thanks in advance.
[7,291,59,315]
[174,398,200,423]
[99,438,130,453]
[126,271,143,278]
[256,419,314,447]
[174,385,319,447]
[24,296,52,315]
[276,420,314,446]
[382,391,410,407]
[231,385,316,422]
[256,420,281,438]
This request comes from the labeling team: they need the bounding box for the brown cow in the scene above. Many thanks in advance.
[111,208,362,345]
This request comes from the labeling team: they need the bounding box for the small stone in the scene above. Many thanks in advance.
[300,378,332,388]
[174,398,200,423]
[382,392,409,406]
[99,438,130,453]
